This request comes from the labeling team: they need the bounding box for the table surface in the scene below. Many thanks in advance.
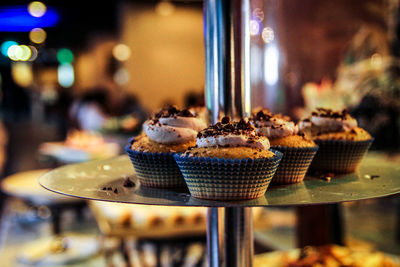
[39,152,400,207]
[2,169,80,205]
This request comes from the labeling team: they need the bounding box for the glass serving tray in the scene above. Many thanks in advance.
[39,152,400,207]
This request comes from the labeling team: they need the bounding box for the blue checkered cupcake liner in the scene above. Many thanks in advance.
[270,145,319,184]
[125,145,186,188]
[173,150,283,200]
[309,138,373,174]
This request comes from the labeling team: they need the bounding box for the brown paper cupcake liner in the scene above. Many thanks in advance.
[125,145,186,188]
[308,138,373,174]
[173,150,283,200]
[270,145,319,184]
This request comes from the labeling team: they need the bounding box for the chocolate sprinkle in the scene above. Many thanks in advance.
[123,178,135,188]
[320,173,334,181]
[365,174,380,180]
[221,116,230,124]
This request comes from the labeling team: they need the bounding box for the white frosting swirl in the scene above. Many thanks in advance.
[310,116,357,132]
[299,116,357,133]
[252,117,298,139]
[197,134,270,150]
[298,120,312,131]
[144,117,207,144]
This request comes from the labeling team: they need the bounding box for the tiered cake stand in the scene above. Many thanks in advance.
[39,152,400,266]
[40,1,400,266]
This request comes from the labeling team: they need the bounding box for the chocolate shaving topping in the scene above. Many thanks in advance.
[311,107,350,119]
[153,105,195,119]
[197,118,257,138]
[250,109,291,124]
[252,110,273,122]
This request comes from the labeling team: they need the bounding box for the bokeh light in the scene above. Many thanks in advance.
[28,46,38,61]
[1,41,18,57]
[28,1,47,18]
[112,44,131,61]
[7,45,22,61]
[262,27,275,43]
[113,68,130,85]
[252,8,264,22]
[57,48,74,63]
[18,45,32,61]
[58,63,74,88]
[155,1,175,16]
[250,20,260,36]
[11,62,33,87]
[29,28,47,44]
[264,45,279,86]
[7,45,33,61]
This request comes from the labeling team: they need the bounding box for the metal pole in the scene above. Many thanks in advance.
[204,0,252,266]
[207,208,221,267]
[204,0,251,123]
[224,207,254,267]
[204,0,228,124]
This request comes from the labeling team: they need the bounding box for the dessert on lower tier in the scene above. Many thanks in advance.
[299,108,373,173]
[250,110,318,184]
[126,106,207,188]
[174,117,282,200]
[254,245,398,267]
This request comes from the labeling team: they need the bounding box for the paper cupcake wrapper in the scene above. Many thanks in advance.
[173,150,283,201]
[270,145,319,184]
[308,138,373,174]
[125,145,186,188]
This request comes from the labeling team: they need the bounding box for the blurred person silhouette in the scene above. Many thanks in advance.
[69,88,110,131]
[111,91,148,124]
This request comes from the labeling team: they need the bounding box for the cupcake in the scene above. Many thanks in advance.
[126,106,207,188]
[173,117,283,200]
[299,108,373,173]
[250,110,318,184]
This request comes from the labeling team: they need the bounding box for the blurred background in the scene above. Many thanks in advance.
[0,0,399,266]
